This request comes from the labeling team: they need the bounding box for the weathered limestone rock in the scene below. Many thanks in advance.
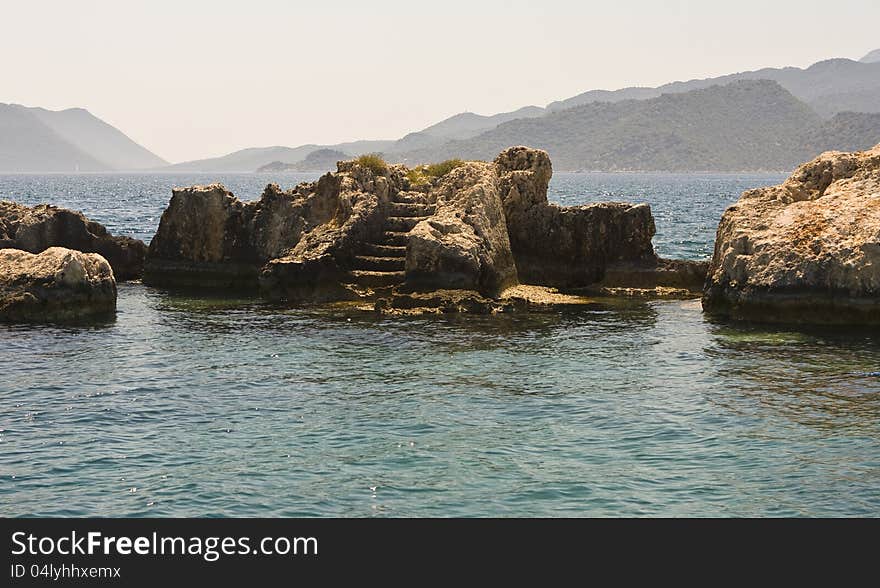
[145,176,353,290]
[0,201,146,281]
[591,258,709,298]
[405,162,518,296]
[259,162,399,301]
[144,184,253,288]
[703,144,880,324]
[495,147,657,288]
[146,147,669,307]
[0,247,116,322]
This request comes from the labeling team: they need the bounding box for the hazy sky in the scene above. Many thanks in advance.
[3,0,878,163]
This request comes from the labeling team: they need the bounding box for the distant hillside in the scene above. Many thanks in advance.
[154,52,880,173]
[401,81,851,171]
[547,58,880,117]
[416,106,545,140]
[862,49,880,64]
[0,103,166,172]
[0,104,106,172]
[802,111,880,152]
[172,108,548,172]
[256,149,349,173]
[28,107,166,170]
[168,140,391,172]
[385,106,546,154]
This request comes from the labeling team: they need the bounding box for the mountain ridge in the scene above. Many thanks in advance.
[546,57,880,116]
[0,103,167,172]
[398,81,880,172]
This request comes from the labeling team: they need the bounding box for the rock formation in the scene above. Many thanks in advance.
[405,161,518,296]
[703,143,880,324]
[0,247,116,322]
[496,147,657,287]
[146,147,672,305]
[259,162,398,301]
[0,201,147,281]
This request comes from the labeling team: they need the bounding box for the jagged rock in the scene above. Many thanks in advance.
[0,201,146,281]
[703,143,880,324]
[259,163,401,301]
[145,176,347,289]
[495,147,657,287]
[0,247,116,322]
[405,162,518,296]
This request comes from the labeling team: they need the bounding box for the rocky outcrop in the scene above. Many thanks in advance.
[495,147,657,287]
[0,201,146,280]
[146,147,667,306]
[405,161,518,296]
[0,247,116,322]
[145,175,353,289]
[703,144,880,324]
[260,162,397,301]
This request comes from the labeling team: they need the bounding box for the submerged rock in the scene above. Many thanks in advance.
[0,201,147,281]
[590,258,709,298]
[495,147,657,287]
[0,247,116,322]
[703,143,880,324]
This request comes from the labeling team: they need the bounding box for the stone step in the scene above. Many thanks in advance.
[362,243,407,257]
[390,202,435,217]
[385,216,427,232]
[353,255,405,272]
[380,231,410,247]
[344,270,405,288]
[392,193,430,205]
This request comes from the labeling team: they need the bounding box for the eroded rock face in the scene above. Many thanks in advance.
[495,147,657,287]
[145,176,354,289]
[0,201,147,281]
[260,166,396,301]
[703,144,880,324]
[405,162,518,296]
[0,247,116,322]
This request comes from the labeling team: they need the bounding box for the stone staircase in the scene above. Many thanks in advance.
[343,192,435,294]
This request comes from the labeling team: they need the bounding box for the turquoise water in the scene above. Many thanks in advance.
[2,172,879,517]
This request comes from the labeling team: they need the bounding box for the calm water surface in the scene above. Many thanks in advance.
[2,172,879,517]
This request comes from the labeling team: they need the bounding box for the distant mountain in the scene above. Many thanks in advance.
[0,103,167,172]
[802,111,880,152]
[256,149,349,173]
[168,140,391,172]
[0,104,107,172]
[399,81,871,171]
[140,52,880,173]
[416,106,546,140]
[28,107,166,170]
[862,49,880,64]
[174,108,548,172]
[546,58,880,117]
[383,106,547,155]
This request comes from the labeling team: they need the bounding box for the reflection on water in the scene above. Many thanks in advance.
[1,285,878,517]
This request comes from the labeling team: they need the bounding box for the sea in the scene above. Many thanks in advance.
[2,171,879,517]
